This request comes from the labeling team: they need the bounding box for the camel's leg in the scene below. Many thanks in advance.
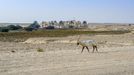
[92,46,95,53]
[86,46,90,53]
[96,46,98,52]
[81,47,85,53]
[93,46,98,53]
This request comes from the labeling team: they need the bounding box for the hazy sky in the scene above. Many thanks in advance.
[0,0,134,23]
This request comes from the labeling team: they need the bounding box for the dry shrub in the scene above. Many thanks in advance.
[37,48,44,52]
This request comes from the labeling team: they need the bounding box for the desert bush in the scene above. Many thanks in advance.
[28,21,40,29]
[11,50,16,53]
[37,48,44,52]
[7,25,22,30]
[0,27,9,32]
[25,27,34,31]
[16,25,23,29]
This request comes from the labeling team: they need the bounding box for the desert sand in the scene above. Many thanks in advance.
[0,32,134,75]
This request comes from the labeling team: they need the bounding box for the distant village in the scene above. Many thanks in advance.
[41,20,88,29]
[0,20,88,32]
[0,20,134,32]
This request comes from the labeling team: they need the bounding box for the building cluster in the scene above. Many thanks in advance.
[41,20,88,29]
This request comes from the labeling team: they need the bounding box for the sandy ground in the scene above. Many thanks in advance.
[0,33,134,75]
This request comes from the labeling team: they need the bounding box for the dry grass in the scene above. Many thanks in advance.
[0,30,131,42]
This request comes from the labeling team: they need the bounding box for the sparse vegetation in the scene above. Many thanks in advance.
[11,50,16,53]
[0,27,9,32]
[0,30,131,42]
[27,21,40,30]
[25,27,34,32]
[7,25,22,30]
[37,48,44,52]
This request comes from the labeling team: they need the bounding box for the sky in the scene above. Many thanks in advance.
[0,0,134,23]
